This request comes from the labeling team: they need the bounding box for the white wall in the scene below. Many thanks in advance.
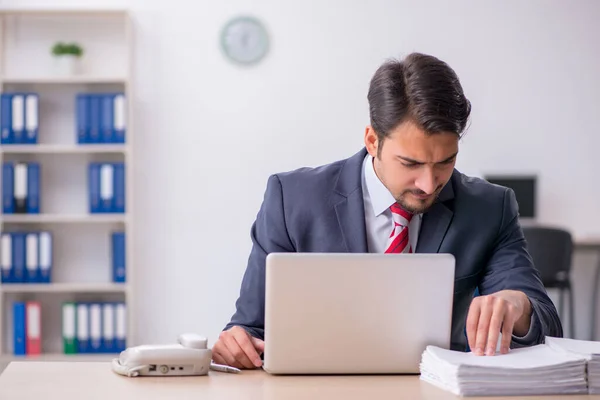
[5,0,600,345]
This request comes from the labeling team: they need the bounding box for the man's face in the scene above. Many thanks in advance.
[364,120,458,214]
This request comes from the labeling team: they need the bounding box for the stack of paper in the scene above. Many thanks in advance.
[545,336,600,394]
[420,344,588,397]
[590,355,600,394]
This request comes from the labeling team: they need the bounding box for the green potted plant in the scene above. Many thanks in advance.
[51,42,84,75]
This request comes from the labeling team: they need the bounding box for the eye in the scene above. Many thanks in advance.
[402,163,419,168]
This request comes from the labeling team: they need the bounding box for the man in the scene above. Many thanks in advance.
[212,52,563,370]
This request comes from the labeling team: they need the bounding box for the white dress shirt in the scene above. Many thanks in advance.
[361,153,422,253]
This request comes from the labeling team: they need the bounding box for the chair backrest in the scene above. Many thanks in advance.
[522,226,573,287]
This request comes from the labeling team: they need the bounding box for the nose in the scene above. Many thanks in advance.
[414,168,437,195]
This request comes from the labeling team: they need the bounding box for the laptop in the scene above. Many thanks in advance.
[262,252,455,375]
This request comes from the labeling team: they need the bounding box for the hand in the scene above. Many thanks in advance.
[212,326,265,369]
[466,290,532,356]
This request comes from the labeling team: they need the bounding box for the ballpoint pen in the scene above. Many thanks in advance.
[210,362,241,373]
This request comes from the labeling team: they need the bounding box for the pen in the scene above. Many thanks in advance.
[210,362,241,374]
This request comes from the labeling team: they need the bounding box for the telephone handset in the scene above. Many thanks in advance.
[111,333,240,377]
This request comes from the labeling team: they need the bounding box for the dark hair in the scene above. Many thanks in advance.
[367,52,471,154]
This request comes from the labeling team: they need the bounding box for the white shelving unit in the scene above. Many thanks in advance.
[0,9,134,366]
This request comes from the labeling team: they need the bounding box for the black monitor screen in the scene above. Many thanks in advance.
[484,176,536,218]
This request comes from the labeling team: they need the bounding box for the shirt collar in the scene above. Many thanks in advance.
[364,154,398,217]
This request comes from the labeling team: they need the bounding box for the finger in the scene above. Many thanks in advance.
[500,312,516,354]
[232,329,263,367]
[223,332,256,369]
[211,348,227,365]
[251,337,265,354]
[485,299,506,356]
[213,339,242,368]
[466,299,481,354]
[475,296,495,356]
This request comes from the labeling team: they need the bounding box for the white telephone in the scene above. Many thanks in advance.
[111,333,240,377]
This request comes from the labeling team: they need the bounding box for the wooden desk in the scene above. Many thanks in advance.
[1,361,599,400]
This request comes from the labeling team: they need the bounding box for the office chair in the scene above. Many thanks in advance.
[522,226,575,338]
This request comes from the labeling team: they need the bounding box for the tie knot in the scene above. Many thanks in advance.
[390,203,413,222]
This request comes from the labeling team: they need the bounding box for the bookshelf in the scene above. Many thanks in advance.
[0,9,134,367]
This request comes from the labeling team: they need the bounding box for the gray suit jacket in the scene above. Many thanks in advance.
[225,148,562,350]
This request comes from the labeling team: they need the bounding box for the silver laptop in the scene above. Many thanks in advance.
[262,252,455,375]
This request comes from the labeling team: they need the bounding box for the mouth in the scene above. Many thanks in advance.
[411,192,433,200]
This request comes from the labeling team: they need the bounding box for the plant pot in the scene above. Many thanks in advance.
[53,55,81,76]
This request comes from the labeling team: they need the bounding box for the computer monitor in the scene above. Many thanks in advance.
[484,175,537,219]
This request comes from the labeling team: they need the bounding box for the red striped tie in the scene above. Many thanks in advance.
[385,203,413,253]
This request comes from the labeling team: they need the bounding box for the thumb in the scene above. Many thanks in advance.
[251,336,265,353]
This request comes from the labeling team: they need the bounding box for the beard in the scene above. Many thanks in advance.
[395,186,443,214]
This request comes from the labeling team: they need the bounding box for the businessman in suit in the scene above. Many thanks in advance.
[212,52,563,369]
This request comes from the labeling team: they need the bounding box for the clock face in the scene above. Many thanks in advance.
[220,16,269,65]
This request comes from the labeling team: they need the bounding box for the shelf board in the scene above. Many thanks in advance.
[1,76,127,84]
[0,144,127,154]
[0,353,118,363]
[1,214,127,224]
[0,9,128,16]
[0,283,127,294]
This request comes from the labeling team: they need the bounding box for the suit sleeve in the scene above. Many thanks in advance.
[478,188,563,346]
[223,174,295,340]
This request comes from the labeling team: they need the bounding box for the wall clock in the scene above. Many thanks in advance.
[220,16,269,65]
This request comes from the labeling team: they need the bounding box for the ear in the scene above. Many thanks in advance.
[364,126,379,157]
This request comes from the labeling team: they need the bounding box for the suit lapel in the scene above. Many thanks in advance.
[332,150,457,254]
[333,148,369,253]
[416,176,455,253]
[334,190,368,253]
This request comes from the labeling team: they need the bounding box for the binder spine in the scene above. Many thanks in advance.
[89,94,100,143]
[116,302,126,352]
[12,233,25,283]
[25,232,39,283]
[25,93,39,144]
[113,162,125,213]
[76,94,90,144]
[11,94,24,144]
[38,231,52,283]
[27,162,40,214]
[89,163,100,213]
[1,233,12,283]
[113,93,126,143]
[2,162,14,214]
[89,303,102,353]
[76,303,89,353]
[13,163,27,214]
[102,303,115,353]
[112,232,126,283]
[62,302,77,354]
[100,164,114,213]
[101,94,114,143]
[1,93,13,144]
[13,302,26,355]
[25,301,41,355]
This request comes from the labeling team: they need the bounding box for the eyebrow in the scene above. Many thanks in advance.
[397,151,458,165]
